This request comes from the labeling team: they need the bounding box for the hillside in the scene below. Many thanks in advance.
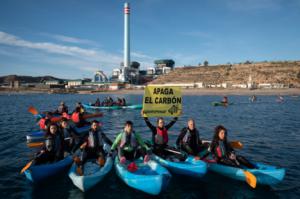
[150,61,300,87]
[0,75,63,84]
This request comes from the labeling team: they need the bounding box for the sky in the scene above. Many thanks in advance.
[0,0,299,79]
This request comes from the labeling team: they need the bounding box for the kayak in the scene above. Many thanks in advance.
[204,156,285,185]
[152,155,207,177]
[122,104,143,109]
[24,156,73,183]
[83,103,142,110]
[68,156,113,192]
[26,125,90,141]
[211,102,233,106]
[83,104,122,110]
[115,157,171,195]
[35,112,103,123]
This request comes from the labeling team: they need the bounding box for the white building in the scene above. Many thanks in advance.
[231,84,248,88]
[94,71,108,82]
[67,80,83,87]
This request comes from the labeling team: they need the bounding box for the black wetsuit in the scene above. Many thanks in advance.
[210,140,256,169]
[176,127,208,156]
[35,132,64,165]
[80,129,112,165]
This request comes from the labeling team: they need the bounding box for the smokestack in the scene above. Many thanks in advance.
[120,2,130,82]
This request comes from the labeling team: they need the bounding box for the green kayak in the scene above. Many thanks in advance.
[211,102,233,106]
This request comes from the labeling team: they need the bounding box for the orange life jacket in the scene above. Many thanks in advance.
[71,112,80,123]
[39,118,46,129]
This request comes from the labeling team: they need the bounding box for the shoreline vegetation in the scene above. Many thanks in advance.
[1,88,300,96]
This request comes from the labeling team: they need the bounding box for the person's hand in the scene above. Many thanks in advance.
[144,154,150,163]
[80,142,87,150]
[120,156,126,164]
[229,153,236,160]
[140,109,144,117]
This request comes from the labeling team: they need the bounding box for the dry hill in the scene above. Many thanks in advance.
[151,61,300,88]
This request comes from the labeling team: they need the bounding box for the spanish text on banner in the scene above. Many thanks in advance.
[143,86,182,117]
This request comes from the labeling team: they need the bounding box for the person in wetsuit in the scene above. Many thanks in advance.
[142,112,178,157]
[209,125,256,169]
[35,123,64,165]
[76,120,112,175]
[59,118,82,154]
[176,119,209,156]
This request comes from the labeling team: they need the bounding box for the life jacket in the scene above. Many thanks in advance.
[39,118,46,129]
[155,127,168,145]
[120,131,137,149]
[182,128,200,145]
[71,112,80,123]
[62,112,70,119]
[216,141,226,158]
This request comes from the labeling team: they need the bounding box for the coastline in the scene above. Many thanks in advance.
[1,88,300,96]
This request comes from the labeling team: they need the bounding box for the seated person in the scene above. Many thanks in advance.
[142,112,178,158]
[35,123,64,165]
[176,119,209,156]
[56,101,68,114]
[71,107,89,128]
[110,121,150,164]
[209,125,256,169]
[76,120,112,175]
[59,118,81,153]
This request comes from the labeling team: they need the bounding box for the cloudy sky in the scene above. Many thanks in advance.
[0,0,299,79]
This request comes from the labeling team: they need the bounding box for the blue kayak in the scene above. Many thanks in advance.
[68,156,113,192]
[26,125,90,141]
[204,158,285,185]
[152,155,207,177]
[24,156,73,183]
[115,157,171,195]
[83,103,142,110]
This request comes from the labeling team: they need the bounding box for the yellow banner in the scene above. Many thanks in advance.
[142,85,182,117]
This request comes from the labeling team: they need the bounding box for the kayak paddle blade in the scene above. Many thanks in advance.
[243,170,257,188]
[230,141,243,149]
[20,160,33,174]
[28,106,38,115]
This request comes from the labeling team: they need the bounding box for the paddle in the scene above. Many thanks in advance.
[20,160,34,174]
[200,140,243,161]
[27,138,72,148]
[27,142,44,148]
[243,170,257,188]
[28,106,39,115]
[20,152,44,174]
[230,141,243,149]
[202,140,243,150]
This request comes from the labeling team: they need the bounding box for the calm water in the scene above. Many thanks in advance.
[0,93,300,199]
